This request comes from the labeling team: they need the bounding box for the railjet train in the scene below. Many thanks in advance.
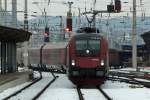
[66,27,109,85]
[18,27,109,86]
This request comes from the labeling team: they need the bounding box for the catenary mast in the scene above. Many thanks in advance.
[132,0,137,70]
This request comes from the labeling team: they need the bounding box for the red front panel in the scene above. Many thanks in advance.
[76,57,100,68]
[69,38,76,59]
[70,77,105,85]
[69,35,108,68]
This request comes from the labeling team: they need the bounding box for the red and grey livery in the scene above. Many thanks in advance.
[66,28,109,85]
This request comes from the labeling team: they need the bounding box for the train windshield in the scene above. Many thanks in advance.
[88,40,100,50]
[76,40,88,50]
[75,39,100,56]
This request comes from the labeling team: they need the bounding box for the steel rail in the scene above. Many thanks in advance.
[108,76,150,88]
[107,76,139,84]
[28,65,66,74]
[32,77,58,100]
[3,77,42,100]
[97,87,112,100]
[77,87,84,100]
[131,78,150,88]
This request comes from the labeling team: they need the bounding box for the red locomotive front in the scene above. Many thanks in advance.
[67,32,108,86]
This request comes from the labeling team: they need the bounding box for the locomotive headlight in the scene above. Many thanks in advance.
[86,49,90,54]
[71,60,75,66]
[100,60,104,66]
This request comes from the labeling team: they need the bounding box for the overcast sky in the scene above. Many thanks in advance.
[1,0,150,20]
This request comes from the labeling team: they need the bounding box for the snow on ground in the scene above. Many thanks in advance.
[119,67,150,73]
[0,82,30,100]
[102,81,150,100]
[38,74,78,100]
[104,87,150,100]
[0,72,150,100]
[134,78,150,82]
[9,77,53,100]
[81,89,106,100]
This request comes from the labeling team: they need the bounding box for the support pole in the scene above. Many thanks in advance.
[66,2,73,32]
[1,42,6,74]
[0,0,2,25]
[132,0,137,70]
[24,0,28,31]
[60,16,63,32]
[23,0,29,67]
[4,0,7,26]
[7,42,13,73]
[12,0,17,28]
[39,43,46,78]
[12,42,17,72]
[40,44,46,67]
[77,8,81,29]
[7,42,17,73]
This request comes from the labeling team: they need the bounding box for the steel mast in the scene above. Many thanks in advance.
[23,0,29,67]
[12,0,17,28]
[4,0,7,26]
[132,0,137,70]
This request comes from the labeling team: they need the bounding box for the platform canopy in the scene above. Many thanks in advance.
[141,31,150,52]
[0,26,32,42]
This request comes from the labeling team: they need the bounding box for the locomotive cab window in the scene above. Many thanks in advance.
[76,40,88,50]
[88,40,100,50]
[75,39,100,56]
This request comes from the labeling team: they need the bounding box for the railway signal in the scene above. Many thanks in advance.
[107,4,115,12]
[44,27,49,42]
[64,28,70,32]
[115,0,121,12]
[107,0,121,13]
[66,2,73,32]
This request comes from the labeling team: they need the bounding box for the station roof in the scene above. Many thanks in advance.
[0,26,32,42]
[141,32,150,51]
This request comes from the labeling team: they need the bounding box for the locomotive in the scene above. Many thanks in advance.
[66,27,109,85]
[17,27,109,86]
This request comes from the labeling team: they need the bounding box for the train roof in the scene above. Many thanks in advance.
[44,42,68,49]
[76,27,100,33]
[29,42,68,49]
[72,27,103,39]
[73,32,103,40]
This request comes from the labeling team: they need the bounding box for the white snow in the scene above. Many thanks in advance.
[38,74,77,100]
[0,72,150,100]
[0,82,30,100]
[81,89,107,100]
[119,67,150,73]
[104,88,150,100]
[134,78,150,83]
[9,78,53,100]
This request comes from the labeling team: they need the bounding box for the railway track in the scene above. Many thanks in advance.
[77,87,84,100]
[3,77,42,100]
[107,76,150,88]
[131,78,150,88]
[97,87,112,100]
[108,76,150,88]
[107,76,139,84]
[3,76,58,100]
[32,76,58,100]
[76,86,112,100]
